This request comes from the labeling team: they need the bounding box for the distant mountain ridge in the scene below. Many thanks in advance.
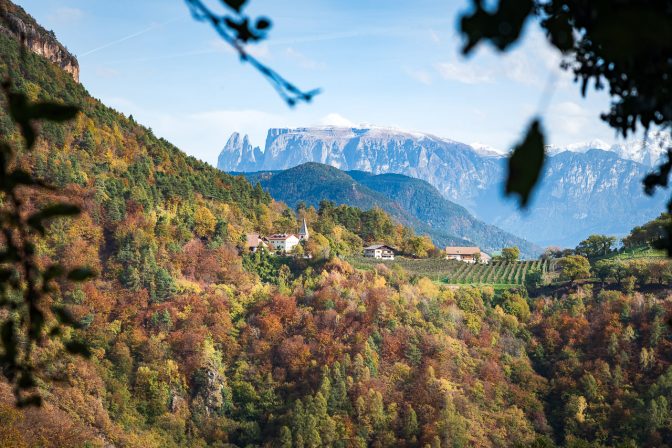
[546,132,671,167]
[240,162,541,257]
[220,126,668,247]
[223,126,499,208]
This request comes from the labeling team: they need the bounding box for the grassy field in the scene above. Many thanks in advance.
[344,256,549,286]
[609,247,667,260]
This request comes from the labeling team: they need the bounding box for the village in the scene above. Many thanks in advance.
[244,219,493,264]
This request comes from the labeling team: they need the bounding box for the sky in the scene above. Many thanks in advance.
[19,0,623,166]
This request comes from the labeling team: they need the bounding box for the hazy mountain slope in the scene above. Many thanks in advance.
[474,149,667,247]
[547,132,672,167]
[242,163,540,256]
[220,127,667,247]
[347,170,538,253]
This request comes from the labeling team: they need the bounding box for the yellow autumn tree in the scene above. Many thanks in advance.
[193,205,216,237]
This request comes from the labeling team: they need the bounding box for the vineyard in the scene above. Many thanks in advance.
[345,256,549,286]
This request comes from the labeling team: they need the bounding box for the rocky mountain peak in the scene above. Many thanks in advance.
[219,132,262,173]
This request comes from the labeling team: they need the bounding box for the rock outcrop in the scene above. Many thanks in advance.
[0,0,79,82]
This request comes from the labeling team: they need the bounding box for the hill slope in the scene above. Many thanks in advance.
[242,162,540,256]
[0,9,554,447]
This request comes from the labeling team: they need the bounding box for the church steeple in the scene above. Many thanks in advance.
[298,217,309,240]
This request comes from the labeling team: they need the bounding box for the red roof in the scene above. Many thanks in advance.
[445,246,481,255]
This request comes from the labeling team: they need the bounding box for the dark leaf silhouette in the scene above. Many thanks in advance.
[64,341,91,358]
[0,79,88,406]
[0,320,17,369]
[505,119,546,208]
[460,0,534,54]
[42,265,64,282]
[27,204,81,235]
[28,102,79,122]
[256,17,272,30]
[222,0,247,13]
[16,395,42,408]
[459,0,672,250]
[52,306,84,329]
[67,268,97,282]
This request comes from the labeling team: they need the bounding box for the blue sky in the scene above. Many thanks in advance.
[19,0,621,165]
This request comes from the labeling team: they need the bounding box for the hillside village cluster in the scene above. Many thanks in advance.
[245,219,492,263]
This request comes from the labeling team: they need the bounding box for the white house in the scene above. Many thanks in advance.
[267,234,301,253]
[445,246,491,264]
[363,244,396,260]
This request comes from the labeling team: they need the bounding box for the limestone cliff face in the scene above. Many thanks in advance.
[0,0,79,82]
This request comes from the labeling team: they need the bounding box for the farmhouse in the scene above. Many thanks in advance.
[245,233,269,253]
[267,234,301,253]
[243,219,311,255]
[445,246,491,264]
[363,244,396,260]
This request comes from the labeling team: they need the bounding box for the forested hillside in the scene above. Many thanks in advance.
[2,4,672,448]
[242,163,539,257]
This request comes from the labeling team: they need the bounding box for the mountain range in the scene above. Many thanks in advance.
[240,163,540,257]
[219,126,669,247]
[545,131,672,167]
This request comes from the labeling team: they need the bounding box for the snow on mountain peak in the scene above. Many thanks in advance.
[547,133,670,167]
[546,138,611,156]
[470,142,506,157]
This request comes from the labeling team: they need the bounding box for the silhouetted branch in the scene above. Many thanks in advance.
[185,0,321,106]
[0,80,93,407]
[459,0,672,227]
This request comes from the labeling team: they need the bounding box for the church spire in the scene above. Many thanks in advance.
[299,217,309,240]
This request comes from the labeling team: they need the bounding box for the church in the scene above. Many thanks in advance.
[264,218,310,253]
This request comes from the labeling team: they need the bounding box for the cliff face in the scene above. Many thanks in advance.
[0,0,79,82]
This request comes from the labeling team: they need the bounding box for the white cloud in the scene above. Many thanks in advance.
[94,65,120,78]
[104,97,295,165]
[285,47,325,70]
[500,51,537,85]
[435,62,493,84]
[500,27,573,88]
[456,26,572,89]
[547,101,592,137]
[49,7,83,24]
[246,42,271,59]
[405,67,433,85]
[318,113,355,127]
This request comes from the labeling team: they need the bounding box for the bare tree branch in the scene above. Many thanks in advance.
[185,0,321,107]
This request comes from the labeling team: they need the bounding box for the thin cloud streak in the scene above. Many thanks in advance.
[100,26,418,65]
[80,17,182,57]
